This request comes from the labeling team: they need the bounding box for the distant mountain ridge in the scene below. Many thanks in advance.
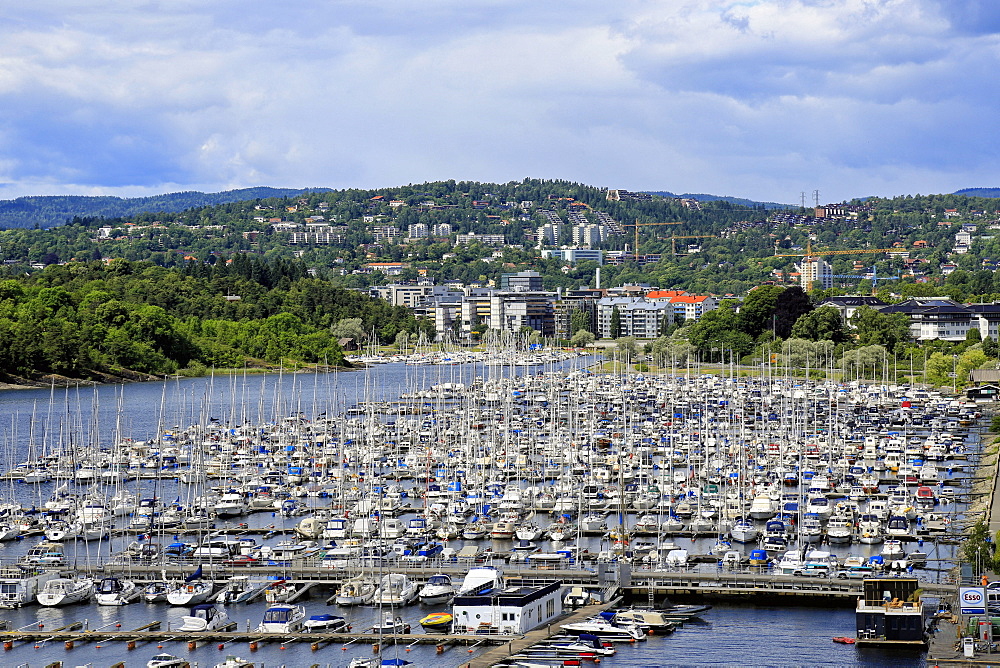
[0,187,332,229]
[643,191,794,209]
[954,188,1000,198]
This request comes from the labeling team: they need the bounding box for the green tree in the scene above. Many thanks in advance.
[688,303,754,361]
[790,306,848,343]
[571,329,595,348]
[394,330,411,353]
[330,317,366,342]
[772,287,812,339]
[609,306,622,339]
[984,337,999,358]
[851,306,911,348]
[570,308,592,334]
[738,285,784,338]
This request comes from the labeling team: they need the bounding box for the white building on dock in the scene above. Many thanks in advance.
[452,581,563,635]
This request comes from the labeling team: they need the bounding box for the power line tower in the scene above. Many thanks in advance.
[800,192,806,209]
[813,190,820,207]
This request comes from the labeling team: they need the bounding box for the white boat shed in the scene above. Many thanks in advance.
[452,581,563,634]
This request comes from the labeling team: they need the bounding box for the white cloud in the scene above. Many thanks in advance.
[0,0,996,202]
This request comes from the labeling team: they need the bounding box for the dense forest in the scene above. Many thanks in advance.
[0,257,430,382]
[0,187,330,229]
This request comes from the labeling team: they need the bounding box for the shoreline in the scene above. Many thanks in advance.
[0,363,359,393]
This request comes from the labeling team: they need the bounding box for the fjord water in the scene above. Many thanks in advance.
[0,359,934,666]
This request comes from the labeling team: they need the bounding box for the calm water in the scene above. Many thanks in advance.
[0,359,933,667]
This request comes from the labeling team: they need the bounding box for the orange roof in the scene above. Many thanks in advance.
[646,290,686,299]
[670,295,708,304]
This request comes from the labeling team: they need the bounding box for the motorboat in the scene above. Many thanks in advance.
[374,573,418,606]
[37,577,93,606]
[179,603,230,632]
[264,580,303,603]
[303,613,349,633]
[216,575,270,604]
[213,491,249,518]
[457,566,503,596]
[334,575,376,606]
[418,574,455,605]
[147,653,188,668]
[529,633,617,656]
[729,517,758,543]
[825,517,854,544]
[143,581,170,603]
[561,618,645,641]
[95,576,140,606]
[257,604,306,633]
[373,613,410,634]
[490,520,516,539]
[607,609,677,633]
[213,657,255,668]
[419,611,453,632]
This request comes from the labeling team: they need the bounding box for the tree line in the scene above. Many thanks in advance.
[0,258,434,380]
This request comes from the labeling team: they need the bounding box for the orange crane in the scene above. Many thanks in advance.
[671,234,716,255]
[773,240,899,291]
[622,221,683,260]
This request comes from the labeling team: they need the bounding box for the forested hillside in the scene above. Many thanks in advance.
[0,187,330,229]
[0,257,429,382]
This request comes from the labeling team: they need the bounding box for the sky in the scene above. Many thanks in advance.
[1,0,998,204]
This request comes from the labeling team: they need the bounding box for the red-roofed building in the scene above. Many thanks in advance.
[646,290,687,300]
[668,294,718,321]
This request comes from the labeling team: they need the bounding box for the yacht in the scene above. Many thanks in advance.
[166,578,213,606]
[303,614,349,633]
[418,573,456,605]
[142,581,170,603]
[95,576,141,606]
[216,576,270,605]
[178,603,230,632]
[334,575,376,606]
[561,617,646,641]
[373,573,418,606]
[37,577,93,606]
[825,517,854,544]
[373,613,410,634]
[256,604,306,633]
[729,517,758,543]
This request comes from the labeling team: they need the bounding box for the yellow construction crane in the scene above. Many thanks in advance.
[773,240,898,291]
[622,221,684,260]
[671,234,716,255]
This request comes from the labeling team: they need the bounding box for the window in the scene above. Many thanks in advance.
[546,599,555,616]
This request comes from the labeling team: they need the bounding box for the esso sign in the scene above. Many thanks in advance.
[961,587,987,613]
[964,590,985,604]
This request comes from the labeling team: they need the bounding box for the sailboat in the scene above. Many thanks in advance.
[166,565,213,606]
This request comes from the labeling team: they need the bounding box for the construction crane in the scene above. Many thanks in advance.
[773,240,899,291]
[671,234,716,256]
[622,221,684,260]
[829,266,901,295]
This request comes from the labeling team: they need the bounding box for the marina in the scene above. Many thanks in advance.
[0,352,987,666]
